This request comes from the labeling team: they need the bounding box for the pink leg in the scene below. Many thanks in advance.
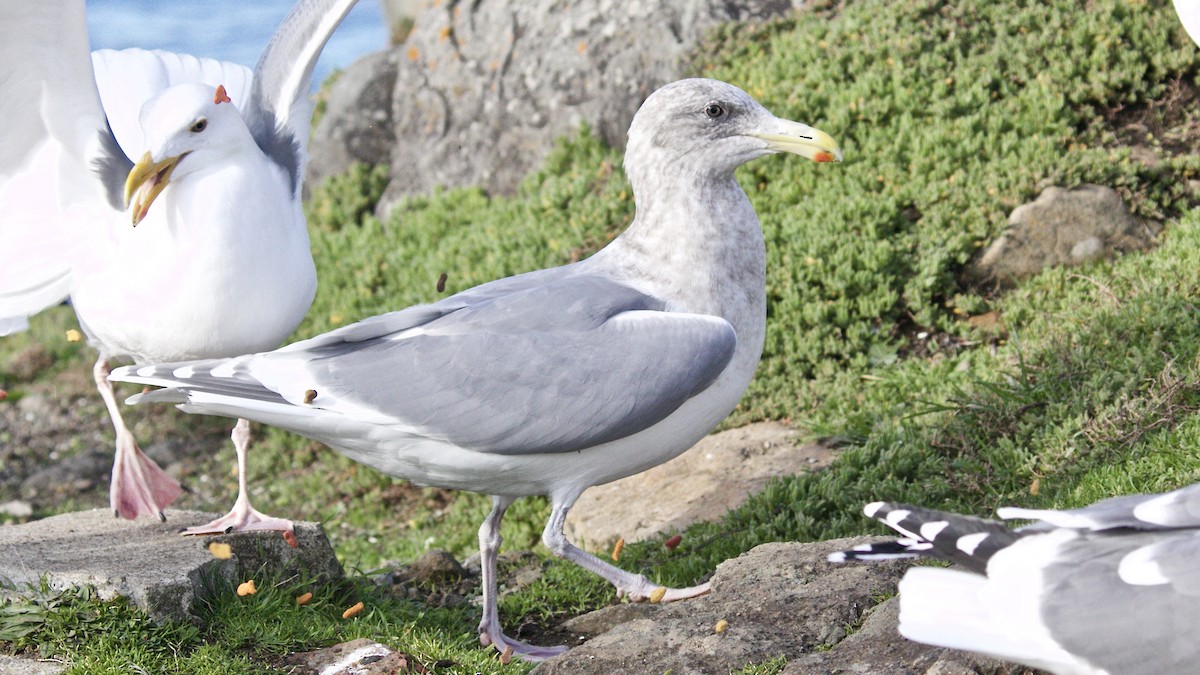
[543,492,710,603]
[181,418,293,536]
[95,357,181,520]
[476,496,568,662]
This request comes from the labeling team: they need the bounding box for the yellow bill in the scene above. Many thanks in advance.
[124,151,186,226]
[750,119,842,163]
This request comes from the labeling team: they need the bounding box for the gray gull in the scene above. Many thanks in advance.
[111,77,842,660]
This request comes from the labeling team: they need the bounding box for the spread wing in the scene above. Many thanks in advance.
[243,0,360,196]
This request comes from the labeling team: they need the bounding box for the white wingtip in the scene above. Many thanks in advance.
[1118,544,1170,586]
[955,532,989,556]
[1132,490,1181,527]
[884,509,920,539]
[919,520,949,541]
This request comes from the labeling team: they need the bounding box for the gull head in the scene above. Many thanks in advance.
[624,78,841,185]
[125,83,250,225]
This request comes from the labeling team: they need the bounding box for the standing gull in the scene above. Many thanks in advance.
[0,0,360,533]
[830,484,1200,675]
[112,78,841,660]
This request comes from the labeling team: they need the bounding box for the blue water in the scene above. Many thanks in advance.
[85,0,388,88]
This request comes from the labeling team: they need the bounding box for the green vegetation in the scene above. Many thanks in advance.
[4,0,1200,671]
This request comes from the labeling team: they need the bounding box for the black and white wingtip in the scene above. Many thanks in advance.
[829,501,1020,573]
[826,537,931,564]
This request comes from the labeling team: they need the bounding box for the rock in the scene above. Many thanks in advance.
[560,602,661,639]
[0,509,342,625]
[284,637,433,675]
[0,655,67,675]
[533,538,907,674]
[306,0,803,216]
[307,49,400,191]
[377,549,477,609]
[968,184,1160,286]
[0,499,33,518]
[388,549,466,586]
[536,538,1023,674]
[379,0,422,32]
[784,597,1024,674]
[497,550,545,597]
[567,422,832,548]
[4,343,55,382]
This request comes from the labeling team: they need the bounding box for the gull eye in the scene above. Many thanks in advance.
[704,103,725,119]
[190,118,208,133]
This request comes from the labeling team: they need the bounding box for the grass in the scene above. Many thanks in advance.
[4,0,1200,671]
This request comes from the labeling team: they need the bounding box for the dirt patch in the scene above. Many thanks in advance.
[0,364,233,519]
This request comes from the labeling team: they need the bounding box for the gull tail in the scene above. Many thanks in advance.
[113,358,296,413]
[112,358,342,448]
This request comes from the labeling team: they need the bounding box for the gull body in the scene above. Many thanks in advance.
[71,83,311,364]
[114,78,841,659]
[0,0,359,531]
[832,484,1200,675]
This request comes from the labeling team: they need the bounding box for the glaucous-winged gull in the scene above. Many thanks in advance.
[112,78,841,659]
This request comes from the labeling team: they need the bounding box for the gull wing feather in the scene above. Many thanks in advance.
[999,482,1200,532]
[0,0,120,331]
[243,0,360,195]
[115,274,738,456]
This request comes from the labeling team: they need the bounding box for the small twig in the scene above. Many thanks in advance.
[1067,273,1120,306]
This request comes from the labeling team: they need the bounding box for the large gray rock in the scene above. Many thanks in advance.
[0,509,342,625]
[968,184,1159,286]
[536,538,1023,674]
[567,422,833,549]
[534,538,887,673]
[307,0,803,216]
[307,49,399,191]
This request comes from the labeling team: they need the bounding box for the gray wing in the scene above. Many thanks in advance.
[120,274,737,456]
[279,274,736,454]
[244,0,360,194]
[1041,529,1200,673]
[280,265,574,349]
[1001,483,1200,532]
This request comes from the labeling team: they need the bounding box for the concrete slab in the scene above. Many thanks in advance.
[0,509,343,625]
